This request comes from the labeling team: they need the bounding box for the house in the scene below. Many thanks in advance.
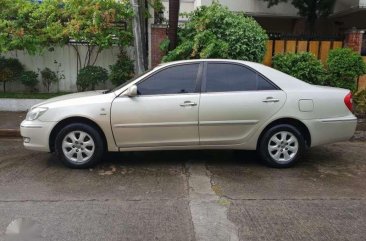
[149,0,366,68]
[159,0,366,34]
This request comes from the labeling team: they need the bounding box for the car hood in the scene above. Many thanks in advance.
[32,90,108,109]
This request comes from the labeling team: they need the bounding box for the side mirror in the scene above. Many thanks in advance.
[126,85,138,97]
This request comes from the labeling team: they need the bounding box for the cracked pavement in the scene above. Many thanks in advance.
[0,138,366,241]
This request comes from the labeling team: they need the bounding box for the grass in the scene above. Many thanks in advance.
[0,92,72,99]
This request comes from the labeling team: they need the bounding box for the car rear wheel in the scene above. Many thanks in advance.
[55,123,105,168]
[258,124,305,168]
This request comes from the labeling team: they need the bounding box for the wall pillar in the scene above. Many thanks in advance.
[150,24,168,68]
[345,28,366,90]
[345,28,364,53]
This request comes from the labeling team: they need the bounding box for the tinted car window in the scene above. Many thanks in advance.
[205,63,276,92]
[137,64,199,95]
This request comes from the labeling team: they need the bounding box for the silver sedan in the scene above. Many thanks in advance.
[20,59,357,168]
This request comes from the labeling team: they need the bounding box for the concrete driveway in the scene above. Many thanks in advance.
[0,138,365,241]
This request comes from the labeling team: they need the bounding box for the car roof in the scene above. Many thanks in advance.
[159,59,310,90]
[158,59,249,66]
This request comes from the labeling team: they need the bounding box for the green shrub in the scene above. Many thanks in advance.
[0,57,24,92]
[162,2,268,62]
[109,50,134,86]
[272,52,326,85]
[354,90,366,115]
[41,67,59,92]
[326,48,366,91]
[20,71,39,92]
[77,66,108,91]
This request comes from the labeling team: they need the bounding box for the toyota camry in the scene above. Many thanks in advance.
[20,59,357,168]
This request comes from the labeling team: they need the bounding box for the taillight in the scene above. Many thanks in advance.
[344,92,353,112]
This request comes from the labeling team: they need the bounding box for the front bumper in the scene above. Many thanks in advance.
[20,120,57,152]
[303,116,357,147]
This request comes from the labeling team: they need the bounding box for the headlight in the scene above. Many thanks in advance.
[26,107,48,121]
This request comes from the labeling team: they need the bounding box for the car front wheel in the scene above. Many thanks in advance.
[258,124,305,168]
[55,123,105,168]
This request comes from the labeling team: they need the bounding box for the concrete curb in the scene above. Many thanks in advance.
[0,98,44,111]
[0,129,21,138]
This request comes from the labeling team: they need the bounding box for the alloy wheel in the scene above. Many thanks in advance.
[62,131,95,164]
[267,131,299,163]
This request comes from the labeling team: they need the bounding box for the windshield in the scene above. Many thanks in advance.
[104,68,155,94]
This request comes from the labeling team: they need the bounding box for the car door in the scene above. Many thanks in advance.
[199,62,286,145]
[111,63,202,148]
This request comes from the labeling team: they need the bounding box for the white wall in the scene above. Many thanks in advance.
[201,0,298,17]
[3,45,135,93]
[161,0,299,20]
[162,0,195,22]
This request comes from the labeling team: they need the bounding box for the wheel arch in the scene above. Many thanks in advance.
[49,116,108,153]
[257,118,311,148]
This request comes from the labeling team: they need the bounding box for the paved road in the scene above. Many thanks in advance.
[0,139,365,241]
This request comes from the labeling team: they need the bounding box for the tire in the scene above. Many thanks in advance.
[55,123,105,168]
[258,124,305,168]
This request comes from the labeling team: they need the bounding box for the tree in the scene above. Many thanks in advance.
[327,48,366,91]
[261,0,336,32]
[20,70,39,92]
[272,52,326,85]
[0,0,41,53]
[167,0,180,50]
[163,2,268,63]
[76,66,108,91]
[0,0,134,71]
[109,50,134,86]
[0,56,24,92]
[64,0,134,72]
[41,67,59,92]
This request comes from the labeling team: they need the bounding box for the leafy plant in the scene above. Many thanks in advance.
[40,67,59,93]
[162,2,268,63]
[0,56,24,92]
[159,38,170,52]
[0,0,40,53]
[20,70,39,92]
[0,0,134,66]
[148,0,165,24]
[326,48,366,91]
[77,66,108,91]
[354,90,366,115]
[273,52,326,85]
[109,50,134,86]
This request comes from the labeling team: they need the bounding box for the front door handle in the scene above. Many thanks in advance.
[263,97,280,103]
[180,101,197,107]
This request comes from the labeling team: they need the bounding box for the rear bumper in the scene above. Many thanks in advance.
[20,120,57,152]
[304,116,357,147]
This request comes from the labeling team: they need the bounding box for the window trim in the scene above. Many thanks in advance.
[201,61,281,93]
[134,62,203,96]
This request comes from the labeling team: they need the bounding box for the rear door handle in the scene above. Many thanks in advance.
[180,101,197,107]
[262,97,280,103]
